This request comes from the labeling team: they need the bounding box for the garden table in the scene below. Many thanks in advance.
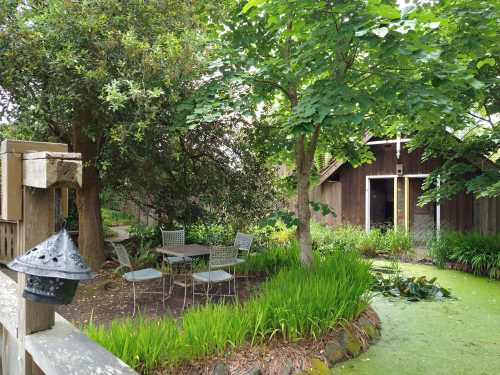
[155,244,211,258]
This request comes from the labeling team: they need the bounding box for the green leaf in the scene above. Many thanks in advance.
[355,29,370,37]
[368,3,400,20]
[241,0,266,14]
[372,27,389,38]
[476,57,495,69]
[468,78,485,90]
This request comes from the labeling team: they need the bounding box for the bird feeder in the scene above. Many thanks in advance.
[8,228,93,305]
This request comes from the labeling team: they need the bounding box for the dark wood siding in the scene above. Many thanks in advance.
[441,191,474,232]
[318,142,497,234]
[331,144,460,229]
[336,144,439,226]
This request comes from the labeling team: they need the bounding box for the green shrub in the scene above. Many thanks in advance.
[311,222,362,252]
[429,230,500,278]
[102,208,136,227]
[311,222,413,258]
[245,250,372,341]
[86,317,180,371]
[86,250,372,373]
[357,229,384,257]
[427,230,457,268]
[382,228,413,258]
[185,222,235,245]
[237,241,301,275]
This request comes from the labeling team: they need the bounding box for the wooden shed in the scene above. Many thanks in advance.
[313,136,500,239]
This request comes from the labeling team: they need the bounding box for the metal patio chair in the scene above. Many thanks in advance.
[161,229,193,306]
[233,232,254,278]
[113,243,165,316]
[234,232,254,259]
[192,245,238,303]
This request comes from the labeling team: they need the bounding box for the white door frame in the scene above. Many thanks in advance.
[365,175,398,232]
[365,174,440,233]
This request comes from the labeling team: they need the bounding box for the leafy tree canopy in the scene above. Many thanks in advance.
[398,0,499,203]
[187,0,456,264]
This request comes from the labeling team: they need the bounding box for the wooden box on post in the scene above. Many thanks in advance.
[1,140,69,221]
[23,152,82,189]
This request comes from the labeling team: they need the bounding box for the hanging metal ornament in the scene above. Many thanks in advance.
[8,228,93,305]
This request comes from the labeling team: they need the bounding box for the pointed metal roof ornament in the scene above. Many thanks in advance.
[8,228,93,305]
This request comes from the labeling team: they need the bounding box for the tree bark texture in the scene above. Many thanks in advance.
[73,118,106,270]
[295,124,321,266]
[296,138,314,266]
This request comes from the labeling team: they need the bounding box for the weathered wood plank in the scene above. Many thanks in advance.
[18,187,57,375]
[0,140,67,154]
[0,269,18,337]
[23,153,82,189]
[1,270,138,375]
[22,152,81,160]
[1,152,23,220]
[0,220,17,264]
[25,315,139,375]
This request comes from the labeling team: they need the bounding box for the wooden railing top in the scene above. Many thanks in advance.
[0,269,18,336]
[25,315,138,375]
[0,270,138,375]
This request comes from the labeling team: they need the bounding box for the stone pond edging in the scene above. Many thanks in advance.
[209,307,381,375]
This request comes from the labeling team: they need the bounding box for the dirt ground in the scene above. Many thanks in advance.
[57,269,265,326]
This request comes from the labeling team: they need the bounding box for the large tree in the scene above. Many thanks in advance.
[195,0,435,265]
[103,106,283,230]
[0,1,207,268]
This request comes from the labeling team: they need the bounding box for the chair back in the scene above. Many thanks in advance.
[113,243,132,270]
[209,246,238,269]
[162,229,185,247]
[234,232,254,253]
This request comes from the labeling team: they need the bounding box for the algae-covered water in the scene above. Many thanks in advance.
[336,262,500,375]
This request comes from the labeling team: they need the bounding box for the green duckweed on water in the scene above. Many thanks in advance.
[336,262,500,375]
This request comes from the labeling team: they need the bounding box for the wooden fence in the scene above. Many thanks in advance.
[0,220,16,264]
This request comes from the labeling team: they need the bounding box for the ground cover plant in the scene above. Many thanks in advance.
[428,230,500,279]
[86,249,372,373]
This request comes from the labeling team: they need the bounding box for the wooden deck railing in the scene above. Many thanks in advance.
[0,270,138,375]
[0,220,17,264]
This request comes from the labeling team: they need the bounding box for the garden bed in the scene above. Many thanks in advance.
[167,307,381,375]
[84,250,374,374]
[57,270,265,326]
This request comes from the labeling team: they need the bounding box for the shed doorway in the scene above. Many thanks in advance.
[407,177,436,244]
[369,178,394,230]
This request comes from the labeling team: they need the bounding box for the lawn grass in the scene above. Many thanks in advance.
[86,249,372,373]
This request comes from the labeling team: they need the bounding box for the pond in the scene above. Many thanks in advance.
[336,262,500,375]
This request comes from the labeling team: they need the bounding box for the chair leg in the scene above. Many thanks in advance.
[132,282,137,317]
[169,264,175,297]
[182,271,187,310]
[206,281,210,303]
[192,277,196,305]
[234,267,237,300]
[162,276,166,308]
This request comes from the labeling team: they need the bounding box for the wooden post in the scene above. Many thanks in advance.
[14,151,82,375]
[17,188,57,375]
[1,152,22,221]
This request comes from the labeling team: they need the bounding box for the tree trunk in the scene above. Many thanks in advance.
[73,119,106,270]
[295,125,321,267]
[296,152,313,266]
